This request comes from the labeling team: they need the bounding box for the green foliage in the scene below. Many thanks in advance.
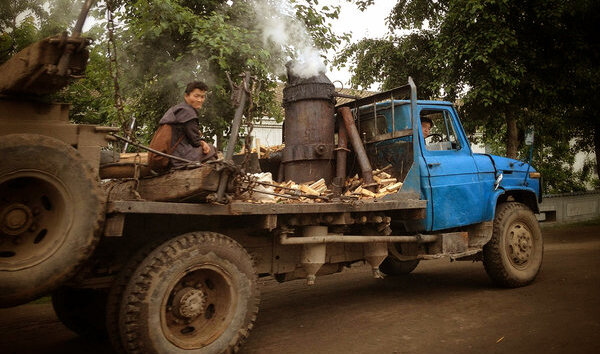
[0,0,84,63]
[2,0,352,152]
[335,32,438,97]
[337,0,600,193]
[0,1,46,64]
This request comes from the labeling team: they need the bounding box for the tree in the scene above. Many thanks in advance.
[60,0,353,151]
[337,0,600,193]
[2,0,354,152]
[0,0,47,63]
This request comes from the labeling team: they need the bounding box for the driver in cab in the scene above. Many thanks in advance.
[421,116,433,140]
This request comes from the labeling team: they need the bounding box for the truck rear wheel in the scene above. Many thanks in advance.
[51,286,108,339]
[483,202,543,287]
[117,232,259,354]
[0,134,105,307]
[379,256,420,275]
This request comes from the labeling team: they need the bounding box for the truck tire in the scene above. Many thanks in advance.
[379,256,420,275]
[117,232,259,354]
[483,202,543,288]
[106,239,168,354]
[51,286,108,339]
[0,134,105,307]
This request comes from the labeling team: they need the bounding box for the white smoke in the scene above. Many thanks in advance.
[252,0,327,78]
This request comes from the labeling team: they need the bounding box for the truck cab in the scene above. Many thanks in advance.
[348,81,542,234]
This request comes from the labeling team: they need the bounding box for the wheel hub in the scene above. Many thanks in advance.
[172,287,206,319]
[508,223,532,265]
[0,203,33,236]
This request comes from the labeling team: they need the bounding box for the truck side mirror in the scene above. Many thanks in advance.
[525,126,535,146]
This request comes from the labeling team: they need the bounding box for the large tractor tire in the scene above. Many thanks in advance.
[483,202,543,288]
[0,134,105,307]
[51,286,109,339]
[379,256,420,276]
[116,232,259,354]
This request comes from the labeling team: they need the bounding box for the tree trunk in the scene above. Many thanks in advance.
[506,115,519,159]
[594,124,600,175]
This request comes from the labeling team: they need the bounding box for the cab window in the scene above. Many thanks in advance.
[421,110,461,151]
[359,114,388,142]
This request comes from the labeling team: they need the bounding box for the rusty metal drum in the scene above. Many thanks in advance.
[282,67,336,184]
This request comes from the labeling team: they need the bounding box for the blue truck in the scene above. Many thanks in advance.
[346,78,543,289]
[0,70,543,352]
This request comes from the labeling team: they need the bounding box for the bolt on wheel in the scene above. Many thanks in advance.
[162,265,237,349]
[117,232,259,353]
[0,134,104,307]
[506,222,533,268]
[0,174,71,270]
[483,202,543,288]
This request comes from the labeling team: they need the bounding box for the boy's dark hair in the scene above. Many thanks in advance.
[185,81,208,94]
[421,116,434,126]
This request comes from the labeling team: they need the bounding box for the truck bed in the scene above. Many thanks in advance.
[107,196,426,216]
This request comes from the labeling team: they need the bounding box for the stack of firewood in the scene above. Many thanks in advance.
[343,168,403,199]
[277,178,327,197]
[259,144,284,158]
[250,168,403,203]
[244,141,285,159]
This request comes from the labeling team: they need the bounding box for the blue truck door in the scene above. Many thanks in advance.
[419,106,483,230]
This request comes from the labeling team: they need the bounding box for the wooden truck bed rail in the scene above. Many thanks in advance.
[107,197,426,216]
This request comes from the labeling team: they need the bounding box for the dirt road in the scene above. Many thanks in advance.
[1,223,599,354]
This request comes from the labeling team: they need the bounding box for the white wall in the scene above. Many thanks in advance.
[251,116,283,148]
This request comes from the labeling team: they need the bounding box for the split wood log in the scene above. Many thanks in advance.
[106,165,225,202]
[119,152,148,164]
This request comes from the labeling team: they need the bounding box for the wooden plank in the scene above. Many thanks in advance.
[107,201,233,215]
[107,198,427,216]
[104,213,125,237]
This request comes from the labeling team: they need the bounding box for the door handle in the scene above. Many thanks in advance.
[428,162,441,168]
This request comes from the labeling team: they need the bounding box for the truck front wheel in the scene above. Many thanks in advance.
[117,231,259,354]
[483,202,543,287]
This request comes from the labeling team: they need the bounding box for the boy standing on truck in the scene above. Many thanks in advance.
[156,81,216,168]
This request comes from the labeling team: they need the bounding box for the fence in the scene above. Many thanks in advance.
[538,191,600,224]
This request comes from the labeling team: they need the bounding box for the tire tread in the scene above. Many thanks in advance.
[117,232,259,354]
[483,202,543,288]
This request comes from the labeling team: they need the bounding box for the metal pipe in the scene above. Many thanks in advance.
[111,134,196,165]
[337,106,376,189]
[336,121,348,179]
[224,72,250,162]
[331,120,349,195]
[280,234,438,245]
[216,72,250,202]
[56,0,96,76]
